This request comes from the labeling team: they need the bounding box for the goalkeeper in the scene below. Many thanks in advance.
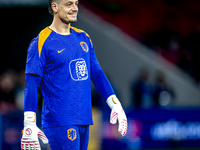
[21,0,127,149]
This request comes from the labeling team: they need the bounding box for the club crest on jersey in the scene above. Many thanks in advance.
[69,58,88,81]
[80,42,88,52]
[67,128,77,141]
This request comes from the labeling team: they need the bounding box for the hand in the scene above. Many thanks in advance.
[107,95,128,136]
[21,111,48,150]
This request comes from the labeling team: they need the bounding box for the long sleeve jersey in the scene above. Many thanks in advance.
[24,27,114,128]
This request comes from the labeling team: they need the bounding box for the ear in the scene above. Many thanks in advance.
[51,2,59,13]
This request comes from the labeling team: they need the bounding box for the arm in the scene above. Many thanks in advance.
[90,43,127,136]
[92,70,127,136]
[91,70,114,100]
[24,74,42,112]
[21,34,49,149]
[21,74,48,150]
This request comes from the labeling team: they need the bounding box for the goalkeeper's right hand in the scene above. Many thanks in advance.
[21,111,48,150]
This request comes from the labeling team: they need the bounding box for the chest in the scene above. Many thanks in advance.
[46,35,90,67]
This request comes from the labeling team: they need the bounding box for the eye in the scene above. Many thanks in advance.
[65,1,78,7]
[66,2,72,6]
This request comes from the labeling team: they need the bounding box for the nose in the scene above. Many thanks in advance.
[72,4,78,12]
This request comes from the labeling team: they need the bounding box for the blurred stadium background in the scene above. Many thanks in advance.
[1,0,200,149]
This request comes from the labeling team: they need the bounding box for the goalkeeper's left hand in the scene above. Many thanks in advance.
[107,95,128,136]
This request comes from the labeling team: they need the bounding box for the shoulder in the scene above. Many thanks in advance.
[30,27,52,47]
[71,26,94,48]
[70,26,90,38]
[38,27,52,47]
[37,27,52,57]
[28,27,52,57]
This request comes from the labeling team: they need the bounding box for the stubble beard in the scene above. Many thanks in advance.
[69,18,77,23]
[60,17,77,25]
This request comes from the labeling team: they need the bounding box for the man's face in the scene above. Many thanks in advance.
[56,0,78,24]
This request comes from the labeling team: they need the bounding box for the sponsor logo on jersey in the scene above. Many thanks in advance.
[80,42,88,52]
[69,58,88,81]
[67,128,77,141]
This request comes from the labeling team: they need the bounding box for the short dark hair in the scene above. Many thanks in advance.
[48,0,60,15]
[48,0,53,15]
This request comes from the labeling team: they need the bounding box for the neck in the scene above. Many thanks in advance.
[49,16,71,35]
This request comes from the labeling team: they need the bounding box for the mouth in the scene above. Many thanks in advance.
[69,13,77,18]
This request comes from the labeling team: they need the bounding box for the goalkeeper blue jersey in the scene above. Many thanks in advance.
[25,27,114,128]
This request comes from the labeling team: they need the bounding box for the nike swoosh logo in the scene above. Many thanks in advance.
[58,48,65,53]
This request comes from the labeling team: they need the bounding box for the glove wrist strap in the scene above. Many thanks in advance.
[106,95,121,109]
[24,111,36,125]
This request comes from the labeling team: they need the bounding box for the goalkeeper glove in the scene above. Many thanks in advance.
[106,95,128,136]
[21,111,48,150]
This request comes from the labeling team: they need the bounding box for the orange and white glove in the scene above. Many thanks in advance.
[106,95,128,136]
[21,111,48,150]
